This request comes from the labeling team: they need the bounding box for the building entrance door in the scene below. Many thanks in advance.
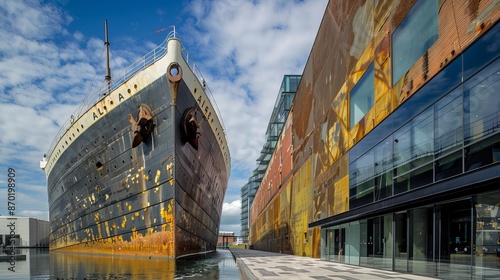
[437,199,472,278]
[328,227,345,263]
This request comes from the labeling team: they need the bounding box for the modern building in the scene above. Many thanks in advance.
[250,0,499,279]
[0,217,49,247]
[240,75,300,242]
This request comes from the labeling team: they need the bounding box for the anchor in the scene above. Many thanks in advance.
[180,107,200,150]
[128,104,155,148]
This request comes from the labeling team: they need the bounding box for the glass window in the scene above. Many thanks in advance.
[350,63,374,128]
[350,150,374,209]
[463,58,500,144]
[434,87,463,157]
[389,125,411,174]
[463,23,500,80]
[394,107,434,176]
[374,136,393,200]
[394,163,433,195]
[465,133,500,172]
[410,109,434,168]
[475,191,500,272]
[435,150,462,181]
[392,0,438,84]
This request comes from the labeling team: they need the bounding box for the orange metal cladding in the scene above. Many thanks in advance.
[249,0,500,258]
[250,116,294,254]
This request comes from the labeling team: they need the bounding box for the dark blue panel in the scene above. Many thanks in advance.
[463,22,500,81]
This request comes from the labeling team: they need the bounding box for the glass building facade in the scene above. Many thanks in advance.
[318,20,499,279]
[240,75,300,241]
[248,1,499,279]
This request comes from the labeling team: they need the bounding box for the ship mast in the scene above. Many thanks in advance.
[104,20,111,94]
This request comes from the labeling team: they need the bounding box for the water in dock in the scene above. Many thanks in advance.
[0,248,241,279]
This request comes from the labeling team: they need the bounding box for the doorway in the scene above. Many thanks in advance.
[437,199,472,278]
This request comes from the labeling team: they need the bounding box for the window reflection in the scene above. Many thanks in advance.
[394,108,433,178]
[435,150,462,181]
[350,150,375,209]
[434,87,463,157]
[392,0,438,84]
[374,137,393,200]
[463,22,500,79]
[475,191,500,271]
[349,27,499,209]
[350,63,374,128]
[464,58,500,144]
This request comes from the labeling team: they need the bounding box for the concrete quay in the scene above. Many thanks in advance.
[229,248,438,280]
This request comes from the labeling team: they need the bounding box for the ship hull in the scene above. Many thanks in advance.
[45,38,229,258]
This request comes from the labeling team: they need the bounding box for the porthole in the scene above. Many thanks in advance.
[167,62,182,82]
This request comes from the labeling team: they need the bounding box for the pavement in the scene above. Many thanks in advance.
[229,248,438,280]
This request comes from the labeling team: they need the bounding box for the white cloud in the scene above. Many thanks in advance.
[185,0,327,198]
[0,0,90,221]
[220,200,242,234]
[0,0,70,40]
[73,31,85,42]
[18,210,49,221]
[0,103,59,149]
[0,0,328,235]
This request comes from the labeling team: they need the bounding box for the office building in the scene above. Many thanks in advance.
[250,1,499,278]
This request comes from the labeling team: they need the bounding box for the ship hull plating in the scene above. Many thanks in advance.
[46,43,228,258]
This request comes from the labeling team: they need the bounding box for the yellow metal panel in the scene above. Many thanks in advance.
[334,175,349,215]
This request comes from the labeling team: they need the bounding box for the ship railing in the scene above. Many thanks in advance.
[185,56,228,138]
[46,30,229,161]
[46,30,175,158]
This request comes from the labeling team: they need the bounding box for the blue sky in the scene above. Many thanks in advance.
[0,0,327,234]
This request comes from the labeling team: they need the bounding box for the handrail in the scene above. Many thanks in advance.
[46,30,227,160]
[180,47,227,137]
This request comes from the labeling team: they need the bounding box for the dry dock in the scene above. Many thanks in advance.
[229,248,438,280]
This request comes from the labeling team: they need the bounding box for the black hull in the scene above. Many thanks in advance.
[45,39,229,258]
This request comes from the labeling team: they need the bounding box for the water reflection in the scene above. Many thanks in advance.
[0,248,240,279]
[0,248,50,280]
[51,251,176,279]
